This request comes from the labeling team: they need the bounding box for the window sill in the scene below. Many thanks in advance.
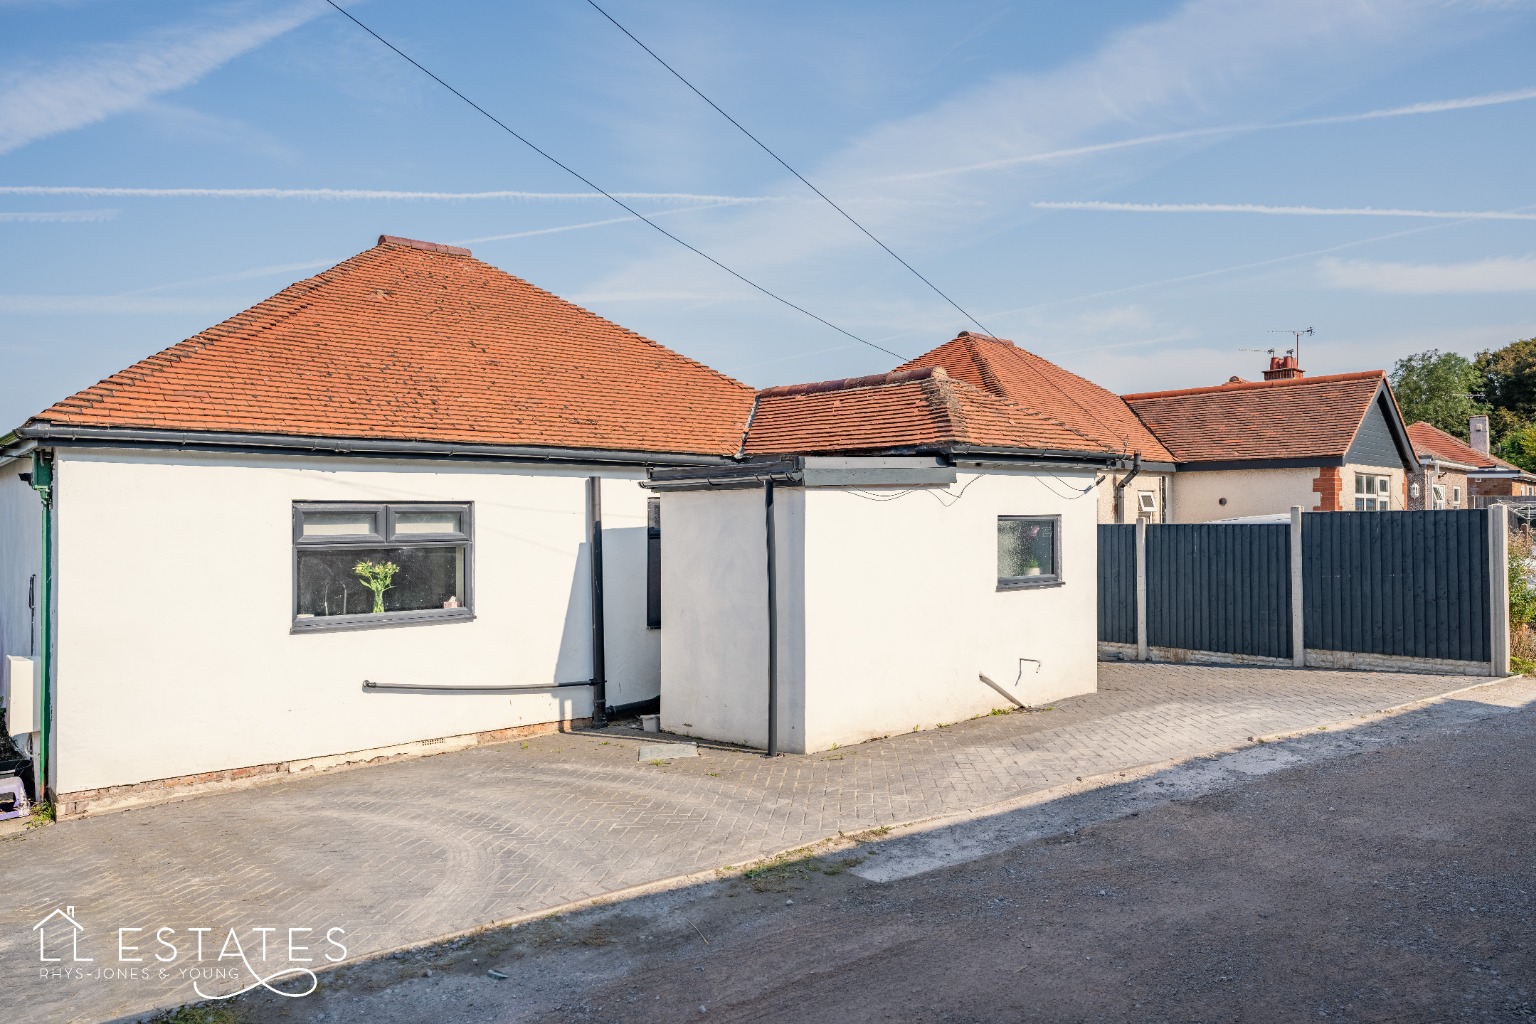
[997,577,1064,591]
[291,608,475,634]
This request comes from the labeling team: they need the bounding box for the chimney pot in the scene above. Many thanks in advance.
[1262,354,1304,381]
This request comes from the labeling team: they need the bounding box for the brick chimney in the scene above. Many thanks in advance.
[1470,414,1490,454]
[1262,354,1304,381]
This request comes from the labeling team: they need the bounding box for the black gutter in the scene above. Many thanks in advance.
[7,424,733,469]
[587,477,608,728]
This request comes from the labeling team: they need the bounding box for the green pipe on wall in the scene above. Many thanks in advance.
[28,451,52,802]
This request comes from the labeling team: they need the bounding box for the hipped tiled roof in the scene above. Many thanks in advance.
[1407,421,1520,473]
[1122,371,1390,464]
[899,332,1173,462]
[741,367,1115,457]
[34,236,757,456]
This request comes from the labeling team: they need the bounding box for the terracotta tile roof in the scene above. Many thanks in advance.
[33,235,756,457]
[1121,371,1390,464]
[898,332,1173,462]
[741,367,1116,457]
[1407,421,1520,472]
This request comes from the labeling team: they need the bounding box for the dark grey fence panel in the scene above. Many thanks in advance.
[1303,510,1489,662]
[1098,525,1136,644]
[1145,524,1292,659]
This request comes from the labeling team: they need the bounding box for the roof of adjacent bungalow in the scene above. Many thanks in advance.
[740,366,1118,458]
[1121,371,1417,470]
[1407,421,1533,478]
[13,236,757,461]
[898,332,1174,463]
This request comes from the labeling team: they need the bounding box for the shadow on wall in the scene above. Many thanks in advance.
[555,540,592,686]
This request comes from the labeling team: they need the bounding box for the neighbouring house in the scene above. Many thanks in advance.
[900,332,1176,524]
[1407,422,1476,510]
[647,366,1119,754]
[0,235,754,816]
[1408,415,1536,507]
[1121,359,1418,522]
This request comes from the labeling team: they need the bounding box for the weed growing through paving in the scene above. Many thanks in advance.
[27,800,54,829]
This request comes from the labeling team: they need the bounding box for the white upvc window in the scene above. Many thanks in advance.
[1452,485,1462,508]
[1354,473,1392,511]
[1431,484,1446,510]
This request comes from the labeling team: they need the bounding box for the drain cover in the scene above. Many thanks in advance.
[638,742,698,761]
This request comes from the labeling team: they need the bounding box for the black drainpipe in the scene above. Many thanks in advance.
[1113,452,1143,522]
[587,476,608,728]
[764,477,778,757]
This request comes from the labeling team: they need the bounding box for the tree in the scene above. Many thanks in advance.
[1388,350,1484,438]
[1475,338,1536,442]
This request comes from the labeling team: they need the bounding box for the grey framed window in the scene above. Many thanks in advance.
[293,502,473,633]
[997,515,1062,589]
[646,496,662,630]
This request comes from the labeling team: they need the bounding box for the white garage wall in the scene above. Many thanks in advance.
[800,468,1099,751]
[659,467,1100,754]
[659,486,806,748]
[50,449,659,794]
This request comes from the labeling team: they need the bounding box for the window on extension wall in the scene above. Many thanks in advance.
[997,515,1061,589]
[646,497,662,630]
[1354,473,1392,510]
[293,502,473,632]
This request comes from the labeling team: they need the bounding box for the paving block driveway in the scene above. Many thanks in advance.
[0,664,1501,1023]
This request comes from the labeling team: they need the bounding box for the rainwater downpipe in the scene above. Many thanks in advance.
[765,477,778,757]
[586,477,608,728]
[1113,452,1143,522]
[28,451,53,803]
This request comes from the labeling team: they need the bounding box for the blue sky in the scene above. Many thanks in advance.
[2,0,1535,430]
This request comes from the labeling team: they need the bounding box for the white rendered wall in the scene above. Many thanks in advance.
[1167,467,1321,522]
[49,450,659,793]
[0,459,42,732]
[658,486,806,749]
[660,468,1098,753]
[799,469,1098,751]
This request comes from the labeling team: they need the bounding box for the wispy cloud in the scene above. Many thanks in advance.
[1319,255,1536,293]
[0,1,326,155]
[0,295,240,314]
[887,85,1536,182]
[0,208,116,222]
[584,0,1492,360]
[0,185,792,204]
[1033,200,1536,221]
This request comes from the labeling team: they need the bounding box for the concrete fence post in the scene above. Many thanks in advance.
[1135,517,1149,661]
[1290,505,1306,668]
[1489,504,1511,677]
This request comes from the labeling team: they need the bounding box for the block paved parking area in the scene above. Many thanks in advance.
[0,664,1503,1023]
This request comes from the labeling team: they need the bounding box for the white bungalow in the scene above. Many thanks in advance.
[0,235,752,816]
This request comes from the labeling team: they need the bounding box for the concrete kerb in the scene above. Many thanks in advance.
[141,670,1532,1022]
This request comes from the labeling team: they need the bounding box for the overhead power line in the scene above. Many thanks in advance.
[320,0,906,361]
[582,0,994,337]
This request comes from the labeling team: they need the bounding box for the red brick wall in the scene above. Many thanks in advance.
[1312,466,1344,511]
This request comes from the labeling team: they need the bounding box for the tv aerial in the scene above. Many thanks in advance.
[1268,327,1314,365]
